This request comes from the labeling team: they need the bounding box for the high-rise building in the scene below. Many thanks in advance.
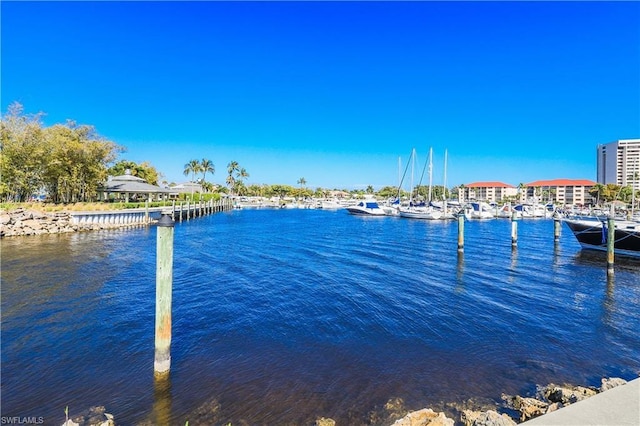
[597,138,640,191]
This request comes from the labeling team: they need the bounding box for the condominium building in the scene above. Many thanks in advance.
[524,179,596,206]
[597,138,640,191]
[459,182,518,203]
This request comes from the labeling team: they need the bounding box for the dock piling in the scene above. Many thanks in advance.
[511,211,518,247]
[607,216,615,272]
[457,214,464,253]
[553,216,561,243]
[155,212,175,376]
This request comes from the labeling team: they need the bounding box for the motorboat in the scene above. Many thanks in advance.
[346,200,388,216]
[513,204,547,218]
[463,202,494,220]
[563,217,640,258]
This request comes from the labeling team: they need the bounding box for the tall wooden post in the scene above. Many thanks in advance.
[155,213,175,376]
[457,214,464,253]
[511,211,518,247]
[607,216,615,272]
[553,216,561,242]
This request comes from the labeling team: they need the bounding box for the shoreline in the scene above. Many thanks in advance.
[59,377,635,426]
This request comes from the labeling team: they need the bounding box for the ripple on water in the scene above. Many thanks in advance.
[1,209,639,424]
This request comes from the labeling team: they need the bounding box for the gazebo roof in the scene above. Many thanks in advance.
[103,174,171,194]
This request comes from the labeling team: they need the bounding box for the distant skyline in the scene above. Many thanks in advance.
[2,1,639,190]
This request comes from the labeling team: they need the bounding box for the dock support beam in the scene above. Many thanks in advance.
[511,211,518,247]
[607,216,615,273]
[155,212,175,377]
[457,214,464,253]
[553,216,561,243]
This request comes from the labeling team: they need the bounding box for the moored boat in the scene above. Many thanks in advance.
[563,217,640,258]
[463,202,494,220]
[346,200,388,216]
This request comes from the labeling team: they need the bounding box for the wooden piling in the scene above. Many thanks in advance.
[155,213,175,376]
[511,211,518,247]
[457,214,464,253]
[607,216,615,272]
[553,216,561,242]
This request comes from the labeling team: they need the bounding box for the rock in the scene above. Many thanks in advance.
[545,402,564,413]
[510,395,548,421]
[66,406,114,426]
[600,377,627,392]
[543,384,597,404]
[315,417,336,426]
[462,410,517,426]
[391,408,454,426]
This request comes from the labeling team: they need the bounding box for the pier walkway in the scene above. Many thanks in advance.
[523,378,639,425]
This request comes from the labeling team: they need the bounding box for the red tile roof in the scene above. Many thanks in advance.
[525,179,596,187]
[465,181,515,188]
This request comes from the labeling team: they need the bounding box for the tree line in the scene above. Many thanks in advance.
[1,103,124,203]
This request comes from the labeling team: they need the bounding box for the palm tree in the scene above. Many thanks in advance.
[184,159,202,199]
[200,159,215,189]
[366,185,374,195]
[297,177,306,200]
[590,183,606,206]
[183,159,201,183]
[226,161,239,195]
[237,167,249,184]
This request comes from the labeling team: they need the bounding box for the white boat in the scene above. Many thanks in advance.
[513,203,547,218]
[463,202,495,220]
[346,200,388,216]
[398,147,444,220]
[320,199,344,209]
[399,204,443,220]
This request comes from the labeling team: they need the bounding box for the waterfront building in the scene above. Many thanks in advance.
[459,182,517,203]
[597,138,640,191]
[100,172,171,202]
[524,179,596,206]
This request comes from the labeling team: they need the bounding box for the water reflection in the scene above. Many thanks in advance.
[152,375,172,426]
[455,252,464,291]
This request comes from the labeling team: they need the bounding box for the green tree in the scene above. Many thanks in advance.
[42,122,119,203]
[0,103,47,201]
[200,158,215,188]
[108,160,160,185]
[183,159,202,183]
[590,183,606,206]
[226,161,239,194]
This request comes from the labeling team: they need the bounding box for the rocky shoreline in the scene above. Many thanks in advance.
[0,208,149,237]
[60,377,631,426]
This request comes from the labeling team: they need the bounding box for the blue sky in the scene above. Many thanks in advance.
[2,1,639,190]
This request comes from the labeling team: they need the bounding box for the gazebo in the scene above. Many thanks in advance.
[100,173,172,202]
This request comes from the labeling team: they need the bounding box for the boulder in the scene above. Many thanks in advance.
[391,408,454,426]
[600,377,627,392]
[543,384,597,404]
[512,396,548,421]
[461,410,517,426]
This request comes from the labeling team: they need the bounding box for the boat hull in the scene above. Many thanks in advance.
[563,219,640,258]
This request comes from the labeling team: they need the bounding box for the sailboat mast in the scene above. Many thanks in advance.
[428,147,433,202]
[443,149,448,215]
[410,148,415,203]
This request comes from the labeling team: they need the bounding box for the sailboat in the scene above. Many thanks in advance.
[430,149,456,220]
[399,148,443,220]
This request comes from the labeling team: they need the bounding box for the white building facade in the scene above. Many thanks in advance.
[597,138,640,191]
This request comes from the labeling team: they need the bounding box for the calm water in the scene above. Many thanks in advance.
[2,208,639,425]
